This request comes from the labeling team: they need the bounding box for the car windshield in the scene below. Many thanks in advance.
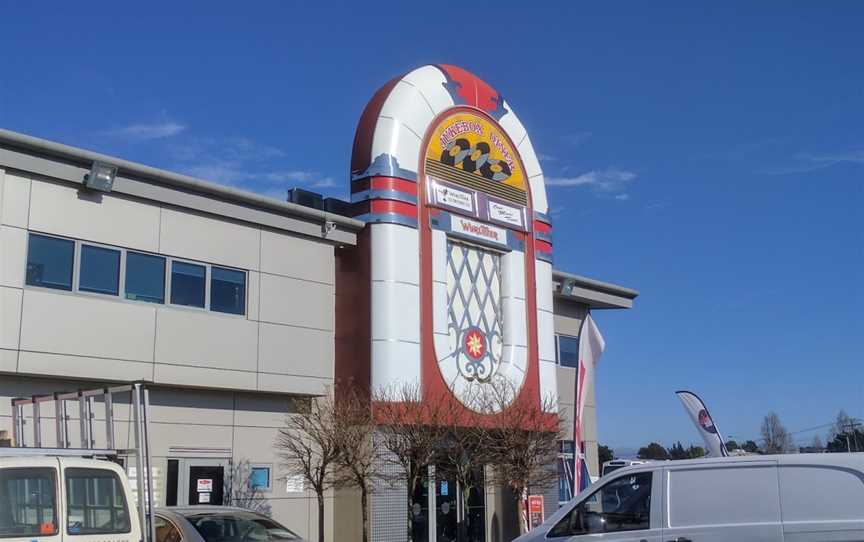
[182,511,301,542]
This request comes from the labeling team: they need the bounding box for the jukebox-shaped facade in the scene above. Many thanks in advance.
[348,64,556,540]
[350,63,556,417]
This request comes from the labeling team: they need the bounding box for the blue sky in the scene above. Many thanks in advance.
[1,1,862,452]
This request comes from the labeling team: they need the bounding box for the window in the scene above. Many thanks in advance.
[65,468,130,535]
[154,515,182,542]
[0,468,58,538]
[210,267,246,315]
[23,233,248,316]
[125,252,166,303]
[548,472,652,537]
[557,335,579,367]
[183,511,301,542]
[26,234,74,290]
[79,245,121,295]
[170,261,206,308]
[249,467,271,491]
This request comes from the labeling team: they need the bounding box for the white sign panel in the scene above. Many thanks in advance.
[431,179,475,213]
[488,200,524,228]
[451,216,508,247]
[196,479,213,492]
[285,475,305,493]
[199,492,211,503]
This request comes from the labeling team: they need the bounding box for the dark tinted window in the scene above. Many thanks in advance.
[79,245,121,295]
[549,472,652,537]
[184,512,301,541]
[0,468,58,538]
[170,261,206,308]
[65,468,130,535]
[26,234,74,290]
[125,252,166,303]
[558,335,579,367]
[210,267,246,315]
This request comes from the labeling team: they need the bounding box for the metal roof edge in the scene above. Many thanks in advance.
[0,128,365,231]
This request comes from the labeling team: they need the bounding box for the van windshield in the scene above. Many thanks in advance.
[603,465,624,476]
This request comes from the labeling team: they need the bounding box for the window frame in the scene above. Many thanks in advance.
[63,467,131,536]
[77,242,123,297]
[209,265,248,315]
[0,467,59,539]
[548,470,655,538]
[25,232,76,292]
[124,250,167,304]
[555,333,580,368]
[168,258,209,311]
[22,232,247,317]
[247,464,273,493]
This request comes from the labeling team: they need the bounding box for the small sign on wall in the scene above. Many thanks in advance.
[199,492,211,503]
[528,495,545,529]
[197,479,213,492]
[285,475,304,493]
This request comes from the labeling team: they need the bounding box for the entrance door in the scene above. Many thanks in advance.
[431,468,486,542]
[176,458,229,506]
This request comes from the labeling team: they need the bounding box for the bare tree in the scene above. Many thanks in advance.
[810,435,824,452]
[224,459,272,516]
[373,382,451,542]
[761,412,793,454]
[482,379,562,535]
[275,394,341,542]
[333,385,380,542]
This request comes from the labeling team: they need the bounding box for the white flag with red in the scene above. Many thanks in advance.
[574,314,605,494]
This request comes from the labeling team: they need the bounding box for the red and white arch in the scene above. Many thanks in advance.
[350,64,556,414]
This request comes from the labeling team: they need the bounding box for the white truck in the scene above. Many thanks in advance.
[1,384,156,542]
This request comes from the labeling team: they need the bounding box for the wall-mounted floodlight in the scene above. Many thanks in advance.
[560,278,576,296]
[85,161,118,192]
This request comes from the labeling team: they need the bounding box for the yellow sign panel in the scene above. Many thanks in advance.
[425,110,527,205]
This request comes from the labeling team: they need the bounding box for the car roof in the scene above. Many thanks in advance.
[157,506,260,515]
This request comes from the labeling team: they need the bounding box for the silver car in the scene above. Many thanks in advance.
[155,507,304,542]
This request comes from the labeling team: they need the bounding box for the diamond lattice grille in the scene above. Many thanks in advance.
[446,240,503,382]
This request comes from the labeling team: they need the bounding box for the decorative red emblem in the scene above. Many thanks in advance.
[464,329,486,360]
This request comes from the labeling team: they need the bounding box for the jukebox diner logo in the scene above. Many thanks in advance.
[454,217,506,245]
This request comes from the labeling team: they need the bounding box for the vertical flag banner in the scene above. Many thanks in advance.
[675,390,729,457]
[574,314,605,494]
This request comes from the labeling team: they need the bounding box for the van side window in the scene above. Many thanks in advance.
[549,472,652,537]
[65,468,131,535]
[0,468,58,538]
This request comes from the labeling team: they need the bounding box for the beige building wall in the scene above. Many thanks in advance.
[0,163,349,540]
[553,299,600,478]
[1,169,336,397]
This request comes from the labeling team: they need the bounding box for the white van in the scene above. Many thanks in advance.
[0,456,141,542]
[517,453,864,541]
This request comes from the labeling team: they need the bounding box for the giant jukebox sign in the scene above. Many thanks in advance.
[350,64,556,414]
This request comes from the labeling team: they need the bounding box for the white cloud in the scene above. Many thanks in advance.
[171,137,339,195]
[106,121,186,141]
[537,153,557,162]
[546,167,637,192]
[762,147,864,175]
[614,193,630,201]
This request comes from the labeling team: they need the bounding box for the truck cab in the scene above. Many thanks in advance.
[0,455,141,542]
